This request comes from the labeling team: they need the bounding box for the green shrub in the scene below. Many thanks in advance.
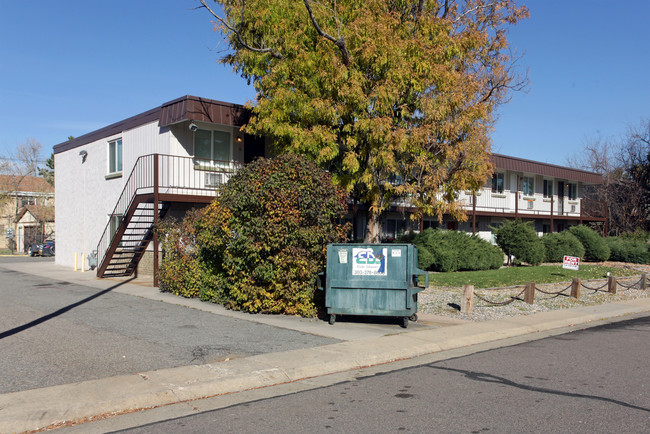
[156,211,218,299]
[413,228,503,272]
[619,230,650,242]
[194,154,349,317]
[541,231,585,262]
[494,220,545,266]
[605,237,650,264]
[568,225,610,262]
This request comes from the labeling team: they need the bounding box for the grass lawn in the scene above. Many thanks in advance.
[426,264,640,289]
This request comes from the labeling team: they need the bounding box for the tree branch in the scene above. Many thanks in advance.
[455,2,498,23]
[303,0,351,66]
[199,0,282,59]
[435,0,449,19]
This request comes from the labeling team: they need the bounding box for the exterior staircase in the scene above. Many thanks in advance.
[96,154,241,282]
[100,196,169,277]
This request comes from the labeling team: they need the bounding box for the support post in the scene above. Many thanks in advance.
[550,197,554,233]
[571,277,581,299]
[74,252,78,271]
[640,273,647,290]
[515,191,519,219]
[153,154,160,288]
[461,285,474,314]
[472,193,477,234]
[80,254,85,272]
[524,282,535,304]
[608,275,617,294]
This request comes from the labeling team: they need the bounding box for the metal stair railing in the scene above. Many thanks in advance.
[96,154,155,276]
[96,153,244,277]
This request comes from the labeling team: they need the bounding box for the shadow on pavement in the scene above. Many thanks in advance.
[429,365,650,413]
[0,277,135,340]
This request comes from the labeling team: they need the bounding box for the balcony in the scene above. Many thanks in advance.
[459,189,605,221]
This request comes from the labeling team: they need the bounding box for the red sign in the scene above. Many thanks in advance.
[563,255,580,270]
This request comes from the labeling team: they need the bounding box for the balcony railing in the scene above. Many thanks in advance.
[96,153,244,274]
[461,190,587,218]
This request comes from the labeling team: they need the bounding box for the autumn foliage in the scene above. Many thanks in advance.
[157,154,349,316]
[201,0,529,240]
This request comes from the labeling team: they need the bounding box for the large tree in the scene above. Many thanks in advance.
[200,0,528,241]
[622,119,650,231]
[570,119,650,235]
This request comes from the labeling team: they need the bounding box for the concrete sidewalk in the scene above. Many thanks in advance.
[2,261,650,432]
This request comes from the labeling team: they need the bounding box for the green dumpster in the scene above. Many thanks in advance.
[319,243,429,328]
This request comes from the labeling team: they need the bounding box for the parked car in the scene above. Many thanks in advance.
[28,240,55,257]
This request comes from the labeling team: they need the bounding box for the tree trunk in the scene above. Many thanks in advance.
[364,210,382,243]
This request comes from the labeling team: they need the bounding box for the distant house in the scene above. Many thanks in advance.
[0,175,55,251]
[53,95,605,285]
[16,205,55,249]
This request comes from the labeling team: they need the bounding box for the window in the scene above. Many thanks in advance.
[567,183,577,200]
[388,174,405,186]
[194,128,231,165]
[109,214,123,239]
[422,220,439,231]
[108,138,123,174]
[491,173,504,193]
[522,176,534,196]
[21,197,36,207]
[543,180,553,198]
[385,219,406,239]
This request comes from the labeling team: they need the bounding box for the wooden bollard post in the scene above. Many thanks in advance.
[641,273,647,291]
[524,282,535,304]
[608,275,617,294]
[571,277,581,299]
[461,285,474,314]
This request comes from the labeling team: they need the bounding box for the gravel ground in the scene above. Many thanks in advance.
[418,263,650,322]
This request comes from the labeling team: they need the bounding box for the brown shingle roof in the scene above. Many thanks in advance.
[490,153,603,184]
[0,175,54,193]
[16,205,55,223]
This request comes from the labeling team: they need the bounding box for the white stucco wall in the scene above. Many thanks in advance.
[54,119,241,270]
[55,121,171,269]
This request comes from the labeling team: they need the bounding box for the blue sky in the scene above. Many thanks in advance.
[1,0,648,166]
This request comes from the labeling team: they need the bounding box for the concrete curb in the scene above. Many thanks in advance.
[2,297,649,433]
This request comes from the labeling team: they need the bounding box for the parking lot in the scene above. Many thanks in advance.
[0,256,341,394]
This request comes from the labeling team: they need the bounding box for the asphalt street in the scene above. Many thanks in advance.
[115,315,650,433]
[0,257,339,394]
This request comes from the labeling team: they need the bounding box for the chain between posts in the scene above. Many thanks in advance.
[474,287,527,306]
[617,276,644,290]
[534,283,572,296]
[580,280,609,292]
[461,273,647,309]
